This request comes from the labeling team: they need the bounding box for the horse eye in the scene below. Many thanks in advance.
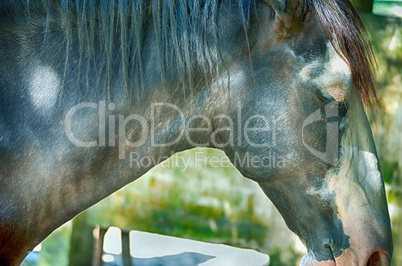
[338,101,348,117]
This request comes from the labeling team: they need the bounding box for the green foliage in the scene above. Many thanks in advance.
[361,13,402,187]
[268,247,301,266]
[87,149,270,250]
[373,1,402,18]
[37,224,72,266]
[361,13,402,266]
[391,209,402,266]
[382,161,399,184]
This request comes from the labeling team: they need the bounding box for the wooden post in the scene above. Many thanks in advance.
[68,212,95,266]
[351,0,374,13]
[121,230,133,266]
[93,227,107,266]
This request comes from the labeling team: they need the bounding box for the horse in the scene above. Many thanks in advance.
[0,0,393,265]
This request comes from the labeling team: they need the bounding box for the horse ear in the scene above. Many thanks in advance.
[263,0,287,13]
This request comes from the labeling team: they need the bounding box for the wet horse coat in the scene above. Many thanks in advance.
[0,0,393,265]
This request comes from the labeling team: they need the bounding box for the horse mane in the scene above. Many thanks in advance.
[3,0,378,107]
[310,0,379,109]
[4,0,246,99]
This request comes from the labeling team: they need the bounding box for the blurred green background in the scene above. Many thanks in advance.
[22,1,402,265]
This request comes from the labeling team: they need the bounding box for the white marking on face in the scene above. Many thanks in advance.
[316,150,388,264]
[358,151,383,192]
[328,174,386,264]
[299,42,352,102]
[299,60,321,81]
[29,65,60,111]
[301,254,336,266]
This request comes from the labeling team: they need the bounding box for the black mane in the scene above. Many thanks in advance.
[0,0,377,106]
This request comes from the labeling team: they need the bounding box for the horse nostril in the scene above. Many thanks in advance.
[367,251,381,266]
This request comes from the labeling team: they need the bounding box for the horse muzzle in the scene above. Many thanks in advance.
[300,249,391,266]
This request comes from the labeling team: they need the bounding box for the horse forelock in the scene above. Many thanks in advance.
[309,0,379,109]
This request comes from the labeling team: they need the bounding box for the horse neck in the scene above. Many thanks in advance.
[0,2,247,263]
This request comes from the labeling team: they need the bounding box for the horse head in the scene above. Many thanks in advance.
[220,0,392,264]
